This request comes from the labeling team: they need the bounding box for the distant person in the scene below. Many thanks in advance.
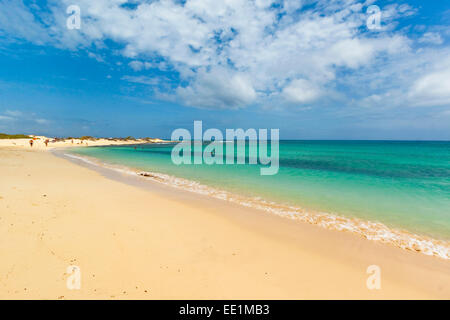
[44,139,49,147]
[71,139,74,144]
[29,139,34,147]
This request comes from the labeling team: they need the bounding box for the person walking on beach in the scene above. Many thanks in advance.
[29,139,34,147]
[44,139,49,147]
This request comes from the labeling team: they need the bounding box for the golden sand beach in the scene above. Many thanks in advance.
[0,139,449,299]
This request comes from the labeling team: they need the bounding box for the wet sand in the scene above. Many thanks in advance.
[0,146,449,299]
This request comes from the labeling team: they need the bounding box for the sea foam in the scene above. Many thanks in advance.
[64,152,450,260]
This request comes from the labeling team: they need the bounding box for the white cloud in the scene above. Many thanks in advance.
[340,48,450,109]
[0,115,14,121]
[40,0,415,109]
[1,0,449,110]
[418,32,443,45]
[88,52,105,62]
[283,79,321,104]
[409,67,450,106]
[176,67,257,109]
[0,0,51,44]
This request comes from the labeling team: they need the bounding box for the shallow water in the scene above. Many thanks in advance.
[69,140,450,242]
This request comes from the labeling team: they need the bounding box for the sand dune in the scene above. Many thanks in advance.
[0,136,165,150]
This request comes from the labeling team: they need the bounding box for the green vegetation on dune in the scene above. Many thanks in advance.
[80,136,97,141]
[78,136,138,141]
[0,133,31,139]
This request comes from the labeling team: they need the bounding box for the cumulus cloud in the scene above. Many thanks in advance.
[283,79,321,104]
[409,67,450,106]
[0,0,449,110]
[0,0,51,44]
[88,52,105,62]
[176,68,257,109]
[128,61,152,71]
[0,110,23,121]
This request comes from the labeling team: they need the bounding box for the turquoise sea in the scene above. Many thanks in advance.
[69,141,450,242]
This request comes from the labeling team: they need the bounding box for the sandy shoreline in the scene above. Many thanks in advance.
[0,144,449,299]
[63,151,449,260]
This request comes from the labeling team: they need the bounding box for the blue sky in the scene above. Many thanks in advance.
[0,0,449,139]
